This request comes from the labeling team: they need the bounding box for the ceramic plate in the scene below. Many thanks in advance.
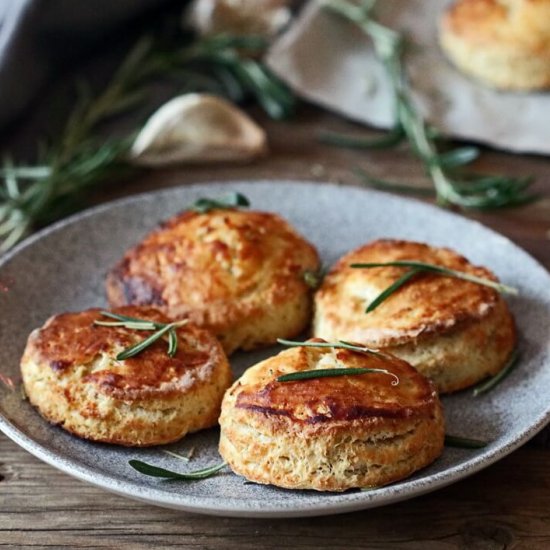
[0,181,549,518]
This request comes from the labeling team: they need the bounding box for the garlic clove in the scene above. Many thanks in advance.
[130,93,268,166]
[186,0,292,38]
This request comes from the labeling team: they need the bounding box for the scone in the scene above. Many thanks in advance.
[21,306,232,446]
[439,0,550,90]
[314,239,516,394]
[106,207,320,355]
[219,340,444,491]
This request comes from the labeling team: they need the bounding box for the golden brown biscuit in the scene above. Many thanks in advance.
[313,239,516,394]
[106,208,320,355]
[21,306,232,446]
[219,340,444,491]
[439,0,550,90]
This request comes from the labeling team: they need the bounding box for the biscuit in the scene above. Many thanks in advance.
[21,306,232,446]
[106,208,320,355]
[313,239,516,394]
[439,0,550,90]
[219,340,444,491]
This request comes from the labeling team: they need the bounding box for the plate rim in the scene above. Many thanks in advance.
[1,179,549,518]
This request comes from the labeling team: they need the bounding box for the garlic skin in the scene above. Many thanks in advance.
[130,94,267,166]
[186,0,292,37]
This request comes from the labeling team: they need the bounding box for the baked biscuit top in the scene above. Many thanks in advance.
[232,342,438,425]
[315,239,502,346]
[443,0,550,47]
[107,209,319,324]
[22,306,225,400]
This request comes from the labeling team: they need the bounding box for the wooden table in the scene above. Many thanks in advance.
[1,103,549,549]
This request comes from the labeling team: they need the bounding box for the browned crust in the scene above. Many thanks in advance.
[106,209,320,352]
[232,343,439,426]
[314,239,502,347]
[22,306,227,400]
[219,343,444,491]
[442,0,550,51]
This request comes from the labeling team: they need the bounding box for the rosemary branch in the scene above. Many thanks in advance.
[94,311,187,360]
[276,338,400,384]
[351,260,518,312]
[322,0,537,210]
[0,32,295,253]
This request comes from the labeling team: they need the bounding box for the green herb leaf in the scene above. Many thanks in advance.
[116,322,182,360]
[365,267,422,313]
[277,367,399,384]
[472,348,520,396]
[318,126,405,149]
[351,260,518,301]
[444,435,488,449]
[277,338,383,356]
[167,328,178,358]
[191,192,250,214]
[129,459,226,480]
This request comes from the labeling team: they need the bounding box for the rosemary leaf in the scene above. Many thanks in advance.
[94,320,159,330]
[129,459,226,480]
[191,192,250,214]
[472,348,520,396]
[277,367,399,384]
[167,328,178,357]
[277,338,383,356]
[444,435,488,449]
[365,267,421,312]
[116,321,183,360]
[351,261,518,296]
[319,126,404,149]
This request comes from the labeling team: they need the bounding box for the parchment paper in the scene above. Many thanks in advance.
[266,0,550,155]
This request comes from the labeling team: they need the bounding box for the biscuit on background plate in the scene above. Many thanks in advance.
[21,306,232,446]
[439,0,550,90]
[219,341,444,492]
[314,239,516,394]
[106,208,320,355]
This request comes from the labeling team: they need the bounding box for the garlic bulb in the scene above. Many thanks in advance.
[130,94,267,166]
[186,0,292,37]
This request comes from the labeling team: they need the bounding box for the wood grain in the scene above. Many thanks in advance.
[1,98,549,548]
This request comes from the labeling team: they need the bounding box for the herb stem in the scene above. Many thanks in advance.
[472,349,520,396]
[444,435,488,449]
[129,459,226,480]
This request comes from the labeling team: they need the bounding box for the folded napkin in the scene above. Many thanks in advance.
[0,0,174,130]
[266,0,550,155]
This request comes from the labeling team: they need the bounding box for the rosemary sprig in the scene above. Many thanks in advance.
[0,32,294,253]
[191,192,250,213]
[350,260,518,313]
[129,459,226,480]
[277,338,383,357]
[276,338,399,384]
[277,367,399,384]
[444,435,488,449]
[93,311,187,360]
[322,0,537,210]
[472,348,520,397]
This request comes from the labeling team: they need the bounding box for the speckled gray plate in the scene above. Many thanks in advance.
[1,181,549,518]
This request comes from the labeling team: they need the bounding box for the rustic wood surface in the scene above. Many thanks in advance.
[1,101,549,549]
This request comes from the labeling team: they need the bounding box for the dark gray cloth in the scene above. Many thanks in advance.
[0,0,174,129]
